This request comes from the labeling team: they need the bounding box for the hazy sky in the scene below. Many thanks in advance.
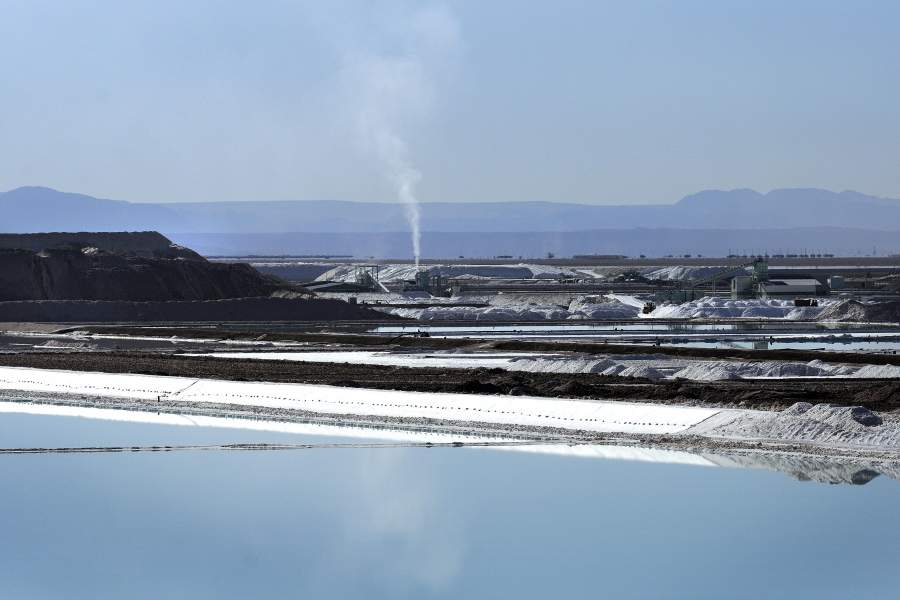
[2,0,899,204]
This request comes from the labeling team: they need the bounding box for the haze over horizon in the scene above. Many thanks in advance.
[3,0,900,205]
[4,186,900,259]
[5,183,900,207]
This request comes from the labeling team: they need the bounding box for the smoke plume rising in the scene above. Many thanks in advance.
[342,4,460,266]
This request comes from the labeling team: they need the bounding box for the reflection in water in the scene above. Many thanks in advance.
[347,451,463,590]
[701,451,894,486]
[0,400,896,485]
[0,403,899,598]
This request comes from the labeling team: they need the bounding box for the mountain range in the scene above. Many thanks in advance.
[2,186,899,257]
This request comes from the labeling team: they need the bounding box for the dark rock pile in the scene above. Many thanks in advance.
[0,231,200,258]
[0,231,397,321]
[0,232,282,301]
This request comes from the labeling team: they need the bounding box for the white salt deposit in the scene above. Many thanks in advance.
[670,360,854,381]
[507,357,619,374]
[362,293,837,322]
[182,350,900,382]
[380,297,639,321]
[381,304,572,321]
[2,368,898,455]
[567,297,641,319]
[851,364,900,378]
[690,402,900,449]
[646,297,830,320]
[0,366,720,435]
[587,266,750,282]
[616,365,665,380]
[315,263,580,283]
[185,350,534,371]
[642,266,742,282]
[600,364,628,376]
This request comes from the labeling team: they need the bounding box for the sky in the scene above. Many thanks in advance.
[1,0,899,204]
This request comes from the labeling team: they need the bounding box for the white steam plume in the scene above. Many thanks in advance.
[342,4,459,267]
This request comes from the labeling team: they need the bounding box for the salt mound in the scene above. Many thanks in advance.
[601,364,628,376]
[694,402,898,448]
[642,266,738,282]
[512,356,900,382]
[785,402,881,426]
[568,298,640,320]
[505,355,665,379]
[382,304,571,321]
[807,359,856,377]
[617,365,664,380]
[489,293,576,307]
[780,401,815,416]
[852,364,900,378]
[673,362,744,381]
[646,296,828,320]
[507,357,617,374]
[673,359,843,381]
[749,360,839,378]
[382,296,640,321]
[315,263,581,283]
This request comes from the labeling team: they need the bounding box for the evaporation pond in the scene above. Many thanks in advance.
[0,407,898,599]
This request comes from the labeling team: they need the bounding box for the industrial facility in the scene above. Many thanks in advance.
[251,254,900,317]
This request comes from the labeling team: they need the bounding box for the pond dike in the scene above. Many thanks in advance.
[0,366,719,436]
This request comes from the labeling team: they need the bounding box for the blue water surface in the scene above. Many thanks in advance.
[0,412,897,599]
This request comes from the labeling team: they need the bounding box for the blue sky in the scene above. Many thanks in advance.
[2,0,898,204]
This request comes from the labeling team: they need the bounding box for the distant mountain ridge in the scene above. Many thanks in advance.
[3,186,900,234]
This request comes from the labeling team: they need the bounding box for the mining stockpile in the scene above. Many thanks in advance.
[0,231,203,258]
[0,232,389,321]
[0,233,280,301]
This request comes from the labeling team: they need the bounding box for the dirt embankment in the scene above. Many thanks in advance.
[0,297,391,322]
[1,351,898,412]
